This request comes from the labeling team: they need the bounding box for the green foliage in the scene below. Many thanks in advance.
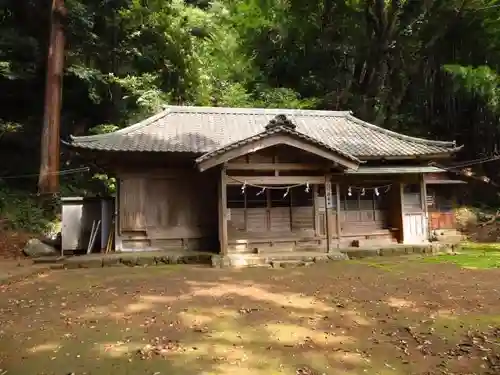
[58,169,115,198]
[0,120,22,134]
[88,124,120,135]
[254,87,318,109]
[0,186,54,233]
[111,73,171,123]
[423,250,500,269]
[444,65,500,112]
[91,174,117,195]
[2,0,500,211]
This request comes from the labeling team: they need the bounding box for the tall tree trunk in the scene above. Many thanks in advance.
[39,0,65,194]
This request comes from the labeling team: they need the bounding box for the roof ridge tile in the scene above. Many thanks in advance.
[164,105,351,117]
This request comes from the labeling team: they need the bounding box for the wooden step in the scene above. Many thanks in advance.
[264,252,329,262]
[122,238,151,250]
[255,245,326,255]
[256,246,294,254]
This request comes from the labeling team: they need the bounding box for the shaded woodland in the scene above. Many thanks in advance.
[1,0,500,231]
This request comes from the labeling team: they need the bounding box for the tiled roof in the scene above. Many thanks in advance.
[195,122,361,165]
[344,166,446,174]
[67,106,461,158]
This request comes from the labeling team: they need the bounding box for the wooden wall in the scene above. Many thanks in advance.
[110,145,442,252]
[222,146,407,251]
[117,169,218,250]
[225,145,328,252]
[229,144,332,167]
[336,183,390,235]
[387,182,403,242]
[426,185,457,230]
[226,185,317,238]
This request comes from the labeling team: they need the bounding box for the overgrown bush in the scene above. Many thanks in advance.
[0,186,56,234]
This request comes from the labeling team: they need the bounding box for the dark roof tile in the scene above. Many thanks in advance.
[68,106,460,158]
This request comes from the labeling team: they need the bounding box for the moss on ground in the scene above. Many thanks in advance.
[423,248,500,269]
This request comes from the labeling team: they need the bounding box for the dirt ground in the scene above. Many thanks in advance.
[0,259,499,375]
[467,221,500,243]
[0,229,33,259]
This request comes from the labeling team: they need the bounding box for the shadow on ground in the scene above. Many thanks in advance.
[0,260,499,375]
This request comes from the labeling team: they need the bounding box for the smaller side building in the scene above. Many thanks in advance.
[65,106,465,255]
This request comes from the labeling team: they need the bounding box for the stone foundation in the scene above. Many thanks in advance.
[30,243,460,270]
[211,251,348,268]
[340,242,460,260]
[34,251,214,269]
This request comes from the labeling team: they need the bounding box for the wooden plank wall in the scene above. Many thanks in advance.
[119,177,147,231]
[387,182,403,242]
[226,145,323,243]
[291,206,315,232]
[118,169,218,249]
[426,185,458,230]
[336,183,390,235]
[227,189,317,237]
[227,207,316,235]
[224,146,400,249]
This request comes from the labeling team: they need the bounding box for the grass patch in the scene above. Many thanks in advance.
[432,314,500,339]
[423,250,500,269]
[461,241,500,251]
[349,258,404,273]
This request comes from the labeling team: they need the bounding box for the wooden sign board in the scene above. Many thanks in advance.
[325,181,333,209]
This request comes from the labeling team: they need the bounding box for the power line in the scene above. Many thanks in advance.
[430,161,500,187]
[451,155,500,168]
[0,167,89,180]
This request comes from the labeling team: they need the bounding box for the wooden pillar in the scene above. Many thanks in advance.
[324,174,333,252]
[388,180,404,243]
[218,166,228,255]
[313,184,319,236]
[399,182,406,243]
[100,198,112,252]
[114,177,123,252]
[335,182,342,247]
[420,174,430,241]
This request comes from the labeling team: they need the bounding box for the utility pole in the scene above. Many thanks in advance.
[38,0,66,194]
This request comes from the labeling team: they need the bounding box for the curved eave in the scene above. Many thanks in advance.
[358,145,463,161]
[345,114,458,148]
[61,139,203,158]
[62,139,103,152]
[68,109,172,143]
[62,141,464,160]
